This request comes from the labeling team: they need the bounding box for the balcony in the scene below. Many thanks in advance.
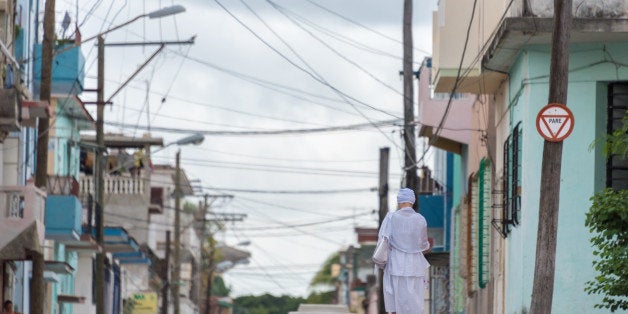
[33,44,85,95]
[47,175,80,197]
[45,195,82,242]
[0,182,47,260]
[79,175,145,196]
[0,87,21,132]
[417,59,474,154]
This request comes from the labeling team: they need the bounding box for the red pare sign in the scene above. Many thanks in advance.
[536,103,574,142]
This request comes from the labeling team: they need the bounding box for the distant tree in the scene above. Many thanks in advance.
[309,253,340,287]
[211,275,231,297]
[586,111,628,312]
[183,200,198,213]
[234,294,305,314]
[306,290,335,304]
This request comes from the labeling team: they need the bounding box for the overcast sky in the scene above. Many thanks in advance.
[58,0,437,297]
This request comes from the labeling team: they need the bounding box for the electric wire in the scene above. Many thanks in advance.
[105,118,400,136]
[212,0,400,120]
[302,0,431,56]
[266,0,404,96]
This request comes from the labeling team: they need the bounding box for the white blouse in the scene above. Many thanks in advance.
[378,207,430,277]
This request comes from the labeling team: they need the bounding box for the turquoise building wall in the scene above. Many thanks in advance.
[52,243,77,314]
[503,42,628,313]
[52,98,83,177]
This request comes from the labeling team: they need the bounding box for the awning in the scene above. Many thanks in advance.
[44,261,75,275]
[58,294,86,303]
[99,227,151,265]
[43,271,59,283]
[21,100,52,128]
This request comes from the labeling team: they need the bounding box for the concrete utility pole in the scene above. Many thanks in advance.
[377,147,389,314]
[402,0,419,211]
[95,35,106,314]
[31,0,55,313]
[161,231,171,314]
[173,150,182,314]
[530,0,572,313]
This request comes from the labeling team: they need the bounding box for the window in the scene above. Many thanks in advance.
[499,122,522,237]
[607,84,628,190]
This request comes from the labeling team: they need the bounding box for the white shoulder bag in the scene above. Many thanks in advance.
[372,236,390,268]
[372,214,394,268]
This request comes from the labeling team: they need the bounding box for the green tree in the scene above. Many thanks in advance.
[586,111,628,312]
[309,252,339,287]
[183,200,198,213]
[211,275,231,297]
[306,290,335,304]
[233,294,305,314]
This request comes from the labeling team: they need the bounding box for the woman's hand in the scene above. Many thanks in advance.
[423,237,434,254]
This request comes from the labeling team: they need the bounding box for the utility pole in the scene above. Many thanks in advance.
[173,150,181,314]
[377,147,389,314]
[95,35,106,314]
[199,195,211,314]
[31,0,55,313]
[161,231,171,314]
[205,230,215,314]
[402,0,419,211]
[530,1,572,313]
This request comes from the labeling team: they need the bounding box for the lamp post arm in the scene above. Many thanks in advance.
[81,14,147,44]
[106,44,165,103]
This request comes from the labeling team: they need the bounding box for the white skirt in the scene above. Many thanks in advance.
[383,275,426,314]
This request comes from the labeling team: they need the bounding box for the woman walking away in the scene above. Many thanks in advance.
[377,188,432,314]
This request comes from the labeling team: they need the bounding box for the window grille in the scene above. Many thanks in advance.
[497,122,522,237]
[607,83,628,190]
[469,174,479,291]
[478,158,492,288]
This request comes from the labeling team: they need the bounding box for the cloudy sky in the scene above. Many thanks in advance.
[59,0,437,297]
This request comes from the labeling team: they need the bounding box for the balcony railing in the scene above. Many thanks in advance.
[1,182,46,221]
[0,182,47,258]
[79,175,145,195]
[47,175,79,197]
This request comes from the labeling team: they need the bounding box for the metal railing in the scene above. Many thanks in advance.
[47,175,80,196]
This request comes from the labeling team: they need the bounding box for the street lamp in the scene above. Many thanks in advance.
[91,6,187,314]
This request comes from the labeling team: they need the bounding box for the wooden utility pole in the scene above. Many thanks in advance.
[173,150,182,314]
[402,0,419,211]
[377,147,389,314]
[34,0,54,188]
[530,1,572,313]
[205,232,216,314]
[199,195,211,314]
[161,231,171,314]
[95,35,106,314]
[31,1,55,313]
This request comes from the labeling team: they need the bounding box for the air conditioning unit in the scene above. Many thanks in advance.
[0,88,21,132]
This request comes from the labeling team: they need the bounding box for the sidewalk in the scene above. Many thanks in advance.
[289,304,351,313]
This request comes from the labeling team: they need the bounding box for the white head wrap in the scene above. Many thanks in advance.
[397,188,415,204]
